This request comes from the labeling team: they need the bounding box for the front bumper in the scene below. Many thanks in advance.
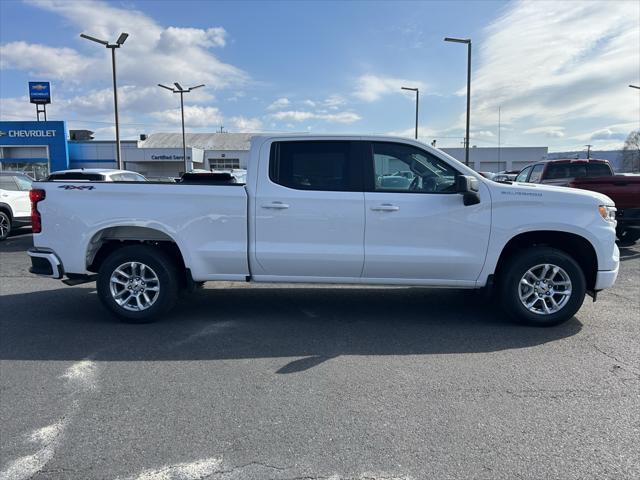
[594,264,619,290]
[27,248,64,279]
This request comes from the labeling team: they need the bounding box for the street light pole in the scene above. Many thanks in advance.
[158,83,205,174]
[401,87,419,139]
[629,85,640,90]
[444,36,472,166]
[80,32,129,170]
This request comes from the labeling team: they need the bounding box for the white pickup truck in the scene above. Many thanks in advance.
[27,135,619,326]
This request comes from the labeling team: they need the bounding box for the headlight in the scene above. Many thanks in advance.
[598,205,617,223]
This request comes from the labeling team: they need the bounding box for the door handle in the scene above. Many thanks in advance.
[371,204,399,212]
[262,202,290,210]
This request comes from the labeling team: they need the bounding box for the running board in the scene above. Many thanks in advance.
[62,274,98,286]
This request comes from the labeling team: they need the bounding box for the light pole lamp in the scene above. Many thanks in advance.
[80,32,129,170]
[158,83,205,174]
[444,36,472,167]
[401,86,419,140]
[630,85,640,90]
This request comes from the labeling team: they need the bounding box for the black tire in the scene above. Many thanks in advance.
[499,247,586,327]
[97,245,179,323]
[0,211,11,241]
[616,227,640,245]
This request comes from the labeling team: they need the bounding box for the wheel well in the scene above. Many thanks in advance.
[86,227,187,284]
[0,204,13,221]
[495,231,598,290]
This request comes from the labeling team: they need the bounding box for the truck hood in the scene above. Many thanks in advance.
[491,181,615,206]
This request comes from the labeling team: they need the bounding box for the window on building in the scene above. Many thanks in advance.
[209,158,240,170]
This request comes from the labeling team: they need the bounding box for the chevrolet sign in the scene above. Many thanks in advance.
[3,129,56,138]
[29,82,51,104]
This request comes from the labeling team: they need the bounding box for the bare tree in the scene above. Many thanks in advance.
[621,130,640,172]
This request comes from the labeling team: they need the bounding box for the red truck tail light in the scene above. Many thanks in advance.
[29,189,46,233]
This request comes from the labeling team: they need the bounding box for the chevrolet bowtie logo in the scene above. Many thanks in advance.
[31,84,47,90]
[0,131,6,137]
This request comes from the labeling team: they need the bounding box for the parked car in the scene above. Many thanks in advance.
[569,174,640,244]
[47,169,147,182]
[515,159,613,186]
[0,171,33,240]
[27,135,619,327]
[493,170,520,183]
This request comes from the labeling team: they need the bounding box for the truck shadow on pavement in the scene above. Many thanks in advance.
[0,285,583,373]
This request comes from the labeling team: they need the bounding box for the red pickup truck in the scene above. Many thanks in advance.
[569,174,640,243]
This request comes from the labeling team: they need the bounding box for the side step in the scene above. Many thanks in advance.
[62,274,98,286]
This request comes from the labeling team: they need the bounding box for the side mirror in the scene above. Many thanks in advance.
[456,175,481,206]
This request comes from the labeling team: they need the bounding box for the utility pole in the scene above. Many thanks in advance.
[585,144,592,159]
[158,83,205,174]
[498,106,502,171]
[444,37,472,166]
[401,86,419,139]
[81,32,129,170]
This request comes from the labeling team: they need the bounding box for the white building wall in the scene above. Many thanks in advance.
[442,146,548,172]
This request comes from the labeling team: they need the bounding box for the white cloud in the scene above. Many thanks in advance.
[0,41,92,80]
[271,110,361,124]
[471,0,640,127]
[151,105,223,128]
[267,97,291,110]
[354,74,425,102]
[524,126,566,138]
[9,0,247,89]
[229,116,263,132]
[302,99,316,107]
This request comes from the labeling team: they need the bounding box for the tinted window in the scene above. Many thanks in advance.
[0,177,19,191]
[48,172,104,181]
[587,163,612,177]
[371,142,459,193]
[14,175,33,190]
[269,141,359,191]
[515,166,532,182]
[528,164,545,183]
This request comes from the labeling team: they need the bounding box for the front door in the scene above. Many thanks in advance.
[253,140,365,279]
[362,141,491,284]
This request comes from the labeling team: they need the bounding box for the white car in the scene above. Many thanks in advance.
[0,172,33,240]
[27,135,619,326]
[47,169,147,182]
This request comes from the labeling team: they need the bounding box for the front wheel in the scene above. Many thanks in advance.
[500,247,586,327]
[97,245,179,323]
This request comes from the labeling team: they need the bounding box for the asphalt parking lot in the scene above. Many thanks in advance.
[1,228,639,480]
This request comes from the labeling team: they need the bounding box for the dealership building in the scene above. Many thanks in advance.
[1,120,547,179]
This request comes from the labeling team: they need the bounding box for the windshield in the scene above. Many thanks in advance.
[14,174,33,191]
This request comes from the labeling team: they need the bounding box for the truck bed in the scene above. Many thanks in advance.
[32,181,250,280]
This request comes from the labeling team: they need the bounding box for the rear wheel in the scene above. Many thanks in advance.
[0,212,10,241]
[500,247,586,326]
[97,245,179,323]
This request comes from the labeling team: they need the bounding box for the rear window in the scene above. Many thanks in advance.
[545,162,611,180]
[48,172,105,181]
[269,141,360,191]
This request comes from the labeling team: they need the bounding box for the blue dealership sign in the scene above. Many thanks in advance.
[0,121,69,172]
[29,82,51,104]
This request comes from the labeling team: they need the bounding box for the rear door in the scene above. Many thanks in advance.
[362,141,491,284]
[253,140,366,279]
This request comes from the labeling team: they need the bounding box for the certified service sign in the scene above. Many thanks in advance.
[29,82,51,104]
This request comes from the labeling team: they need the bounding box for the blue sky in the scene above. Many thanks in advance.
[0,0,638,152]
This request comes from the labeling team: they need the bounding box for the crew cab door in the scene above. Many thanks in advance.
[252,140,365,279]
[362,141,491,284]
